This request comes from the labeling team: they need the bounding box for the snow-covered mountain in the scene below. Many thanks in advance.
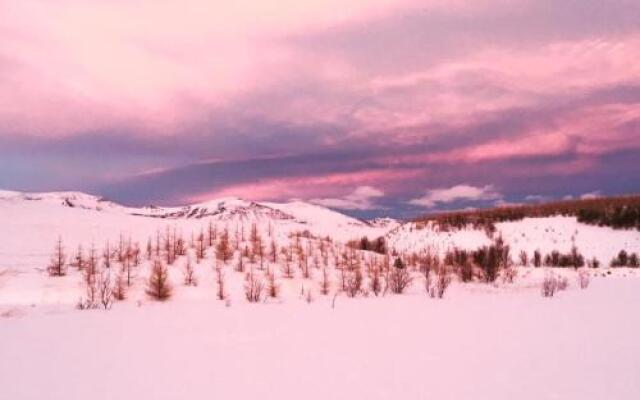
[0,190,376,234]
[3,189,640,264]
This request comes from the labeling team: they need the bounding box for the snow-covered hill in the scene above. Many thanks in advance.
[2,189,640,270]
[2,190,640,400]
[1,189,640,309]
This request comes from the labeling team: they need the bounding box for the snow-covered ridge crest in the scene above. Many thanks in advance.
[0,190,122,211]
[0,189,385,237]
[132,197,295,221]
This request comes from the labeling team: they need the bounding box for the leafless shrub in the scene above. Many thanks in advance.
[266,268,279,298]
[281,252,295,279]
[79,255,99,309]
[305,289,314,304]
[146,259,172,301]
[344,267,363,298]
[98,270,113,310]
[183,258,198,286]
[429,266,451,299]
[388,258,413,294]
[244,270,264,303]
[502,266,517,284]
[419,253,438,294]
[216,229,232,264]
[215,267,226,300]
[533,250,542,267]
[113,273,127,301]
[368,265,383,296]
[541,273,558,297]
[320,267,331,295]
[519,251,528,267]
[577,268,590,289]
[235,254,245,273]
[195,231,206,263]
[556,276,569,291]
[71,245,85,270]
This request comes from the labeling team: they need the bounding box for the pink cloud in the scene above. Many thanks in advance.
[185,168,421,204]
[310,186,385,210]
[409,184,502,208]
[0,0,419,137]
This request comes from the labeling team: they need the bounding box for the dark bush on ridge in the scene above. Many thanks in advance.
[543,247,585,268]
[347,236,387,254]
[472,238,511,283]
[610,250,640,268]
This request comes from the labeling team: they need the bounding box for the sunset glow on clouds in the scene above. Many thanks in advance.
[1,0,639,217]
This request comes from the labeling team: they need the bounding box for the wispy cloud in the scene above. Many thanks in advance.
[310,186,385,210]
[409,184,502,208]
[1,0,640,215]
[580,190,602,200]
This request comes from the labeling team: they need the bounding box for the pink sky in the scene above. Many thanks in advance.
[1,0,639,216]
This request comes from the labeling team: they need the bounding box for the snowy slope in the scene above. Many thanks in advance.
[2,278,640,400]
[387,217,640,265]
[2,189,640,309]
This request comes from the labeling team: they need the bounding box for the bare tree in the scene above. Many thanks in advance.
[122,244,135,287]
[195,230,206,263]
[216,229,232,264]
[281,248,294,279]
[98,270,113,310]
[113,273,127,301]
[577,268,590,289]
[164,227,175,265]
[80,260,98,309]
[244,268,264,303]
[47,237,67,277]
[320,267,331,295]
[266,268,279,298]
[419,252,438,294]
[130,241,141,267]
[389,257,413,294]
[368,264,383,296]
[533,250,542,267]
[215,267,226,301]
[207,220,216,247]
[86,244,98,278]
[146,259,172,301]
[235,252,245,273]
[429,266,451,299]
[344,266,363,297]
[502,266,517,284]
[183,257,198,286]
[71,244,84,270]
[519,251,528,267]
[103,241,112,269]
[254,236,265,270]
[174,233,187,257]
[541,272,558,297]
[146,238,153,260]
[269,240,278,263]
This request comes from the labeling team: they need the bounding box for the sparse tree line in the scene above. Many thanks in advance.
[45,221,639,309]
[414,195,640,232]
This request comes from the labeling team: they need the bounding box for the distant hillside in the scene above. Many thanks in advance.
[414,195,640,231]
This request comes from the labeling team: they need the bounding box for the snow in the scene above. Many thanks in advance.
[496,216,640,265]
[387,221,493,255]
[388,217,640,265]
[2,190,640,400]
[1,278,639,400]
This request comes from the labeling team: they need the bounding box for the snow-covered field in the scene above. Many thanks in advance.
[2,278,639,400]
[1,191,640,400]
